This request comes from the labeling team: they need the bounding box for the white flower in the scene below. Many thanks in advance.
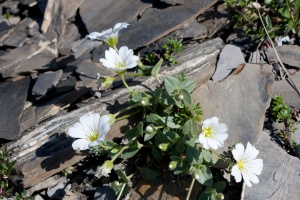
[100,46,139,72]
[198,117,228,150]
[231,142,263,187]
[96,160,113,178]
[85,22,129,47]
[68,113,111,150]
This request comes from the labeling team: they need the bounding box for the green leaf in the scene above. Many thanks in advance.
[182,80,195,93]
[116,170,130,184]
[264,15,272,29]
[278,7,290,18]
[139,167,159,181]
[151,147,163,159]
[161,116,181,129]
[264,0,272,5]
[175,141,185,152]
[137,122,144,137]
[124,127,139,141]
[120,146,139,159]
[294,0,300,11]
[182,120,193,135]
[146,113,165,126]
[164,76,182,94]
[151,58,163,76]
[194,165,213,186]
[287,20,296,32]
[161,92,176,106]
[213,181,226,193]
[180,88,192,104]
[144,131,156,141]
[202,149,212,163]
[165,131,179,141]
[186,146,202,165]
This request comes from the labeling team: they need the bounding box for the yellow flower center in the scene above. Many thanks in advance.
[88,132,100,142]
[203,126,214,138]
[237,160,245,170]
[115,62,126,69]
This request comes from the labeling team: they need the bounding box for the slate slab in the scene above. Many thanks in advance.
[212,44,245,82]
[41,0,84,47]
[119,0,218,49]
[79,0,155,34]
[242,132,300,200]
[160,0,184,5]
[0,78,30,140]
[0,32,58,78]
[32,70,63,96]
[265,45,300,68]
[272,71,300,109]
[192,64,274,152]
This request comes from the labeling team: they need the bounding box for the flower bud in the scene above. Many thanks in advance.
[101,76,115,89]
[216,193,224,200]
[145,125,154,133]
[140,97,149,106]
[159,143,169,151]
[169,161,177,170]
[96,160,113,178]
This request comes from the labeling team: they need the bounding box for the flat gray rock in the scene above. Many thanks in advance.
[160,0,184,5]
[32,70,63,96]
[272,71,300,109]
[80,0,155,33]
[76,60,113,81]
[242,132,300,200]
[173,19,207,39]
[3,18,33,47]
[0,32,58,78]
[41,0,84,47]
[265,45,300,68]
[192,64,274,151]
[0,78,30,140]
[212,44,245,82]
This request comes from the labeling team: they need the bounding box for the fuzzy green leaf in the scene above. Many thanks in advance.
[186,146,202,165]
[151,58,163,76]
[164,76,182,94]
[139,167,159,181]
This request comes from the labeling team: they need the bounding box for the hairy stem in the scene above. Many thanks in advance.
[186,178,195,200]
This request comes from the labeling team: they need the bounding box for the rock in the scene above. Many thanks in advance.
[55,77,77,94]
[265,45,300,68]
[248,50,267,64]
[272,71,300,109]
[71,39,102,59]
[76,60,113,81]
[8,38,223,188]
[27,175,63,196]
[32,70,63,96]
[192,64,274,151]
[59,23,80,49]
[0,21,10,33]
[0,32,58,78]
[242,132,300,200]
[226,29,259,51]
[41,0,84,47]
[119,0,218,49]
[15,0,37,7]
[46,177,66,199]
[212,44,245,82]
[160,0,185,5]
[20,106,37,132]
[0,77,30,140]
[292,123,300,144]
[79,0,155,34]
[34,194,44,200]
[93,186,117,200]
[3,18,33,47]
[173,19,207,40]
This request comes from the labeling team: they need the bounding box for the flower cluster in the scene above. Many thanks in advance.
[67,22,264,199]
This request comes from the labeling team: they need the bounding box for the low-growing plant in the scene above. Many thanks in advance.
[79,22,264,199]
[0,147,32,200]
[224,0,300,38]
[271,95,297,150]
[162,38,184,65]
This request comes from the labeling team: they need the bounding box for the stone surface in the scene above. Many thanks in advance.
[32,70,63,96]
[0,78,30,140]
[173,19,207,40]
[193,64,274,151]
[8,38,223,187]
[3,18,32,47]
[160,0,185,5]
[80,0,155,34]
[0,32,58,78]
[272,71,300,109]
[212,44,245,82]
[242,132,300,200]
[41,0,84,47]
[93,186,116,200]
[27,175,63,196]
[118,0,218,49]
[76,60,113,81]
[20,106,37,132]
[71,39,102,59]
[46,177,66,198]
[248,50,267,64]
[265,45,300,68]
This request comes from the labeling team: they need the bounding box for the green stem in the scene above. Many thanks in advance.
[115,110,142,122]
[114,103,139,117]
[154,75,161,84]
[123,73,145,77]
[186,178,195,200]
[112,143,131,162]
[121,74,133,92]
[116,183,126,200]
[211,149,233,165]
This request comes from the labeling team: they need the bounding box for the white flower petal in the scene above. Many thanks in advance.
[231,165,242,182]
[69,123,89,139]
[247,171,259,184]
[85,32,104,40]
[241,171,253,187]
[114,22,129,31]
[243,142,259,161]
[72,139,90,150]
[232,143,245,161]
[119,46,129,60]
[99,115,111,140]
[246,159,263,175]
[207,138,219,149]
[79,113,100,132]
